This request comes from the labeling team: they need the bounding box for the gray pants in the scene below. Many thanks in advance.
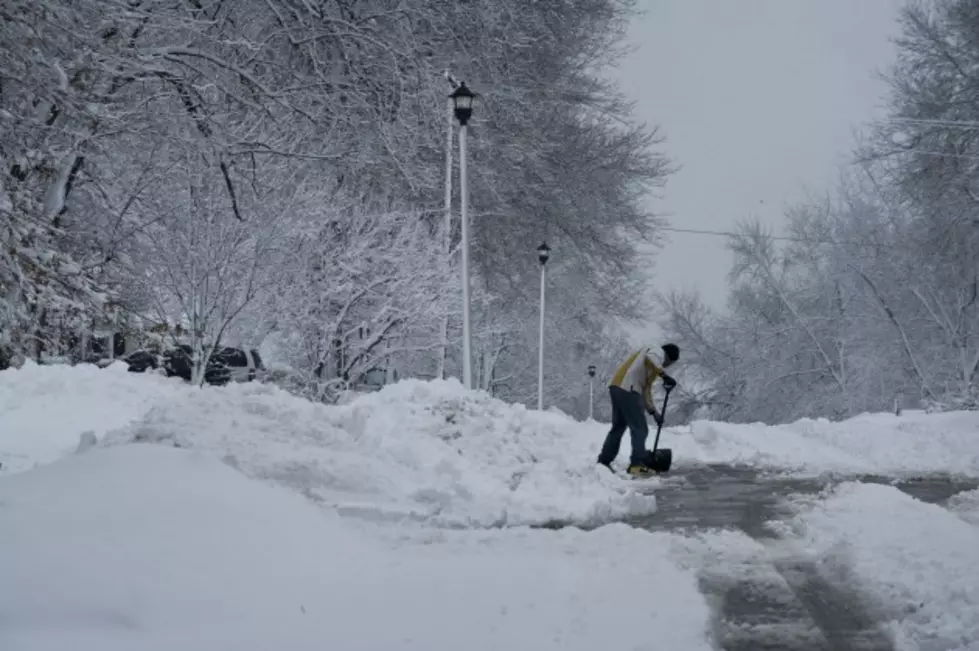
[597,386,649,466]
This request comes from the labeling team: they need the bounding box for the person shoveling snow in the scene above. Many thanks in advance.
[597,343,679,477]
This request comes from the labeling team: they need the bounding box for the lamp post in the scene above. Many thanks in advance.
[438,74,457,380]
[588,364,596,420]
[450,82,475,389]
[537,241,550,410]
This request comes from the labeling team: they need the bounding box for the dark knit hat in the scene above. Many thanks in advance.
[662,343,680,363]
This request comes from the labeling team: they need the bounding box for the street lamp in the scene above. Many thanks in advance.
[450,82,475,389]
[438,74,458,381]
[450,82,474,126]
[588,364,596,420]
[537,241,551,410]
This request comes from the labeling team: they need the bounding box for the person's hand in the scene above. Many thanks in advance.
[661,373,677,391]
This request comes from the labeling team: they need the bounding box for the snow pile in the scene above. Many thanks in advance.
[947,488,979,528]
[0,444,713,651]
[1,362,654,527]
[667,409,979,477]
[0,360,184,473]
[779,482,979,651]
[106,377,656,527]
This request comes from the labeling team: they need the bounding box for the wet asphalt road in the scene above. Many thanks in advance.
[626,464,979,651]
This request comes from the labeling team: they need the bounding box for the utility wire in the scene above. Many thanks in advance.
[858,117,979,158]
[658,225,892,248]
[871,117,979,158]
[656,117,979,248]
[882,116,979,130]
[895,150,979,160]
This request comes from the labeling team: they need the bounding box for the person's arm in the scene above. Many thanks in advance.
[641,350,662,415]
[642,348,677,418]
[643,384,657,414]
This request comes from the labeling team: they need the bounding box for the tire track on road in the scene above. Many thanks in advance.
[627,465,978,651]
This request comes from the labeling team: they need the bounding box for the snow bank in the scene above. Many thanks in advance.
[105,377,656,527]
[947,488,979,527]
[666,409,979,477]
[2,362,655,527]
[0,360,183,473]
[779,482,979,651]
[0,445,713,651]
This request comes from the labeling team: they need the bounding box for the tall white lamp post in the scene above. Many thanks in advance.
[438,73,457,380]
[537,241,551,410]
[588,364,596,420]
[450,82,475,389]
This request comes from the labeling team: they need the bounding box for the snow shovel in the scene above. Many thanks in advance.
[646,384,674,473]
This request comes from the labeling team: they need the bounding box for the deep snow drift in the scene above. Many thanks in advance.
[0,444,714,651]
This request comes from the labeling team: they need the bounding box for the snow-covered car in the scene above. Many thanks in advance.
[122,349,159,373]
[162,345,266,385]
[208,347,267,384]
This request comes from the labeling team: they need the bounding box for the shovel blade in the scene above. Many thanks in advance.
[647,448,672,473]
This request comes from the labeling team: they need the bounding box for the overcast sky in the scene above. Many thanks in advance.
[610,0,905,323]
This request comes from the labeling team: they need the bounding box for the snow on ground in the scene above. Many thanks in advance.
[0,361,183,473]
[0,444,713,651]
[6,361,979,529]
[665,409,979,478]
[946,488,979,528]
[6,363,979,649]
[775,482,979,651]
[106,377,659,527]
[1,363,656,527]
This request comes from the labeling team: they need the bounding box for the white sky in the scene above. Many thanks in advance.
[610,0,905,323]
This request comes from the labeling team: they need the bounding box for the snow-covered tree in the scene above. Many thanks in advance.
[1,0,672,411]
[262,201,451,400]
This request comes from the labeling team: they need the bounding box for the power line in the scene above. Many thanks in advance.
[873,117,979,158]
[658,225,891,248]
[865,117,979,158]
[896,150,979,160]
[655,118,979,248]
[882,116,979,130]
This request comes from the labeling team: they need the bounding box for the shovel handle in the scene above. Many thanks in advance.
[650,386,672,454]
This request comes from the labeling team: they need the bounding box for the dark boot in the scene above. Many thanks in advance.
[626,463,655,478]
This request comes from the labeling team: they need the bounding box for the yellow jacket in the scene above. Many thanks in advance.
[609,347,666,413]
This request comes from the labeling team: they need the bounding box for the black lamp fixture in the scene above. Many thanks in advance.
[537,241,551,265]
[588,364,596,378]
[449,82,474,126]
